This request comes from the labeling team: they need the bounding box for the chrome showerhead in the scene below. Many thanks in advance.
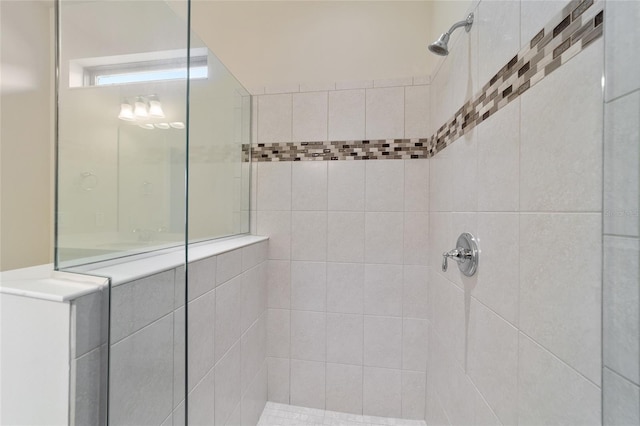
[428,33,450,56]
[428,12,474,56]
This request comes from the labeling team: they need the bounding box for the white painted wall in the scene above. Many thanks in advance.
[187,1,436,90]
[0,0,54,271]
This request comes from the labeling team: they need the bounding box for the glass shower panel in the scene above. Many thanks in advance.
[187,26,251,242]
[56,0,189,268]
[57,2,189,425]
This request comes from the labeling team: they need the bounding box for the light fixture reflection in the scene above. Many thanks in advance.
[138,123,154,130]
[118,103,135,121]
[134,98,149,118]
[154,123,170,129]
[149,99,165,118]
[169,122,185,129]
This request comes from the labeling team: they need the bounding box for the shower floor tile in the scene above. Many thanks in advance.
[258,402,426,426]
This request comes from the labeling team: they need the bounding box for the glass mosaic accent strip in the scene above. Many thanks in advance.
[247,0,603,162]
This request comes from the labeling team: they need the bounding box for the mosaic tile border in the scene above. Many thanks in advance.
[246,0,604,162]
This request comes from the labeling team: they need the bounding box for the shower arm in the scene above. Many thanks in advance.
[444,13,474,37]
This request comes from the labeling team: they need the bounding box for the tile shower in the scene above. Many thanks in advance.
[246,0,634,424]
[5,0,637,425]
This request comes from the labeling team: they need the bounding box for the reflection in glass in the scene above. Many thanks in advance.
[56,0,251,269]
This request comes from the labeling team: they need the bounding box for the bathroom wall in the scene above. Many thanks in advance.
[252,0,608,424]
[253,79,432,419]
[426,0,603,424]
[602,0,640,423]
[0,0,54,271]
[181,1,435,90]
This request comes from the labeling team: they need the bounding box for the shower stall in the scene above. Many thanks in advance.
[0,0,634,425]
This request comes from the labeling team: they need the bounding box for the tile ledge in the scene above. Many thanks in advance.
[73,234,268,287]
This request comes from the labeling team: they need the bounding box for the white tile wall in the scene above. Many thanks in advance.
[328,161,366,211]
[258,155,430,419]
[328,89,366,141]
[293,92,328,142]
[290,359,326,409]
[604,0,640,102]
[326,262,364,315]
[326,363,364,414]
[292,161,328,211]
[363,367,402,418]
[422,1,606,424]
[255,79,430,144]
[365,87,405,140]
[518,334,601,425]
[258,94,292,143]
[520,40,603,212]
[365,160,405,212]
[404,86,431,139]
[251,2,619,424]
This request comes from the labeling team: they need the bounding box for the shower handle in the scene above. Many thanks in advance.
[442,248,473,272]
[441,233,479,276]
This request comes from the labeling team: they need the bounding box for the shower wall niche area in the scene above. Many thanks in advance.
[56,0,251,268]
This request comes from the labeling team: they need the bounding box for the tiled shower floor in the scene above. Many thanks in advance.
[258,402,427,426]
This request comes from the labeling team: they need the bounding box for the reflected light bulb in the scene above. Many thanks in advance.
[134,99,149,118]
[169,122,185,129]
[118,103,135,121]
[149,100,165,118]
[138,123,154,130]
[154,123,170,129]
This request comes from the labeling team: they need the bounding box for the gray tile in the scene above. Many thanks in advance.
[604,236,640,384]
[188,257,217,301]
[109,315,174,426]
[363,367,401,418]
[173,306,185,409]
[111,270,175,343]
[603,368,640,426]
[215,342,241,426]
[188,368,215,426]
[188,290,216,390]
[72,346,107,426]
[72,288,106,358]
[241,314,267,394]
[217,250,243,286]
[215,276,242,363]
[267,357,290,404]
[241,362,267,426]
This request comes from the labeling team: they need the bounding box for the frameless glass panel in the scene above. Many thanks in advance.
[57,2,189,425]
[56,0,189,268]
[187,19,251,243]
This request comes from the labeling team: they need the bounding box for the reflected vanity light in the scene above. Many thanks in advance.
[118,103,135,121]
[134,97,149,118]
[148,96,165,118]
[169,122,185,129]
[118,94,170,126]
[138,123,155,130]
